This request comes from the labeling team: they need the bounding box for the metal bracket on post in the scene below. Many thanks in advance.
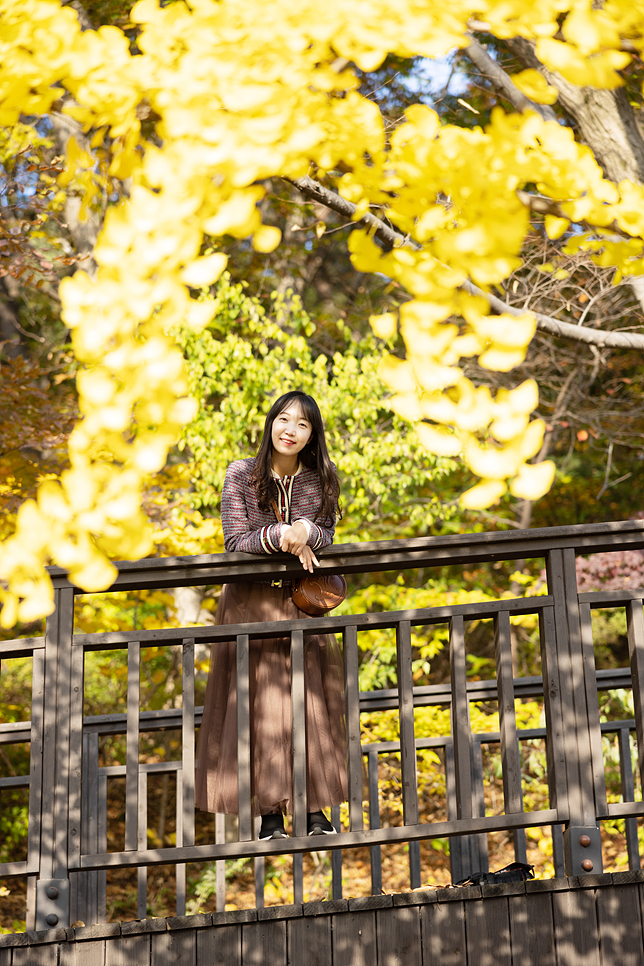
[563,827,603,876]
[35,879,70,931]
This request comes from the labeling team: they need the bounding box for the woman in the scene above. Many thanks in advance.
[195,391,348,840]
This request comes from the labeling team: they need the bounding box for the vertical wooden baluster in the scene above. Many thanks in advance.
[68,642,84,877]
[619,725,641,870]
[331,805,342,900]
[344,625,363,831]
[540,604,567,823]
[254,815,265,909]
[176,768,186,916]
[495,610,526,864]
[215,812,226,912]
[98,773,107,922]
[368,749,382,895]
[450,616,473,820]
[177,638,196,915]
[137,770,147,920]
[396,620,420,888]
[471,740,487,874]
[125,642,140,851]
[579,601,608,817]
[26,649,44,879]
[626,599,644,799]
[236,634,253,842]
[291,628,307,839]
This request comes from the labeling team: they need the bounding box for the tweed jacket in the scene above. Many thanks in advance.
[221,457,336,555]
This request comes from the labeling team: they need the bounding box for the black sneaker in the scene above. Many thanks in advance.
[307,810,336,836]
[259,813,288,840]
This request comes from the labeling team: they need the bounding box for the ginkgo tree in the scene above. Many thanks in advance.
[1,0,644,624]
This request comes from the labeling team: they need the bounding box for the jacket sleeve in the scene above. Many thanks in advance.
[306,515,335,552]
[221,462,285,554]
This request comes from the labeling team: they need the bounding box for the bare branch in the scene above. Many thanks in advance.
[463,36,558,123]
[286,175,644,351]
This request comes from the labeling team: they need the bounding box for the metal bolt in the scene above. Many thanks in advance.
[579,834,591,847]
[45,914,59,926]
[45,886,59,900]
[581,859,594,872]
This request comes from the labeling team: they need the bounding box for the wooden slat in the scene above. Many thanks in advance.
[293,853,304,905]
[377,906,421,966]
[579,601,608,817]
[421,900,466,965]
[344,624,363,831]
[367,749,382,895]
[466,896,511,966]
[397,620,420,888]
[215,812,225,912]
[287,917,331,966]
[495,611,523,814]
[197,924,240,966]
[67,643,85,872]
[137,770,147,920]
[618,726,641,870]
[626,599,644,798]
[175,769,186,916]
[51,587,74,881]
[78,807,561,869]
[539,604,567,818]
[508,893,556,966]
[445,740,466,883]
[471,739,488,874]
[450,616,473,820]
[553,888,600,966]
[290,628,307,840]
[331,804,342,900]
[596,884,644,966]
[332,911,377,966]
[26,649,44,875]
[151,930,196,966]
[97,773,107,922]
[181,640,195,847]
[242,921,286,966]
[236,633,252,842]
[254,815,264,909]
[124,641,141,851]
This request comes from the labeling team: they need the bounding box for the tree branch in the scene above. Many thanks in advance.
[285,175,644,351]
[463,36,558,123]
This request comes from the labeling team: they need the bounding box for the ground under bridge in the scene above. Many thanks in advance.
[2,520,644,964]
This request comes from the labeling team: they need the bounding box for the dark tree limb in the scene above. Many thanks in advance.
[463,36,558,123]
[285,175,644,350]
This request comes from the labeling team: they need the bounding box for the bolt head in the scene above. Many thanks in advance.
[45,886,59,900]
[45,914,59,927]
[579,834,591,848]
[581,859,594,872]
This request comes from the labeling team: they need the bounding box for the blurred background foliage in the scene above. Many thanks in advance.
[1,0,644,926]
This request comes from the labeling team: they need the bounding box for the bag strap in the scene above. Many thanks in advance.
[271,500,282,524]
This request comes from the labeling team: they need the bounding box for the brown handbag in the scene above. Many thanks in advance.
[271,502,347,616]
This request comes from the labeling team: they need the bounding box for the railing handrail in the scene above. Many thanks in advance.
[45,518,644,591]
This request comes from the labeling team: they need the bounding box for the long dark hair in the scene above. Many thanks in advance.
[251,391,341,523]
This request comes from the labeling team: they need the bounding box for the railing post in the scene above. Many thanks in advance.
[36,586,75,930]
[545,548,603,875]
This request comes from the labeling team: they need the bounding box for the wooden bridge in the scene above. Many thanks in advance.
[2,520,644,964]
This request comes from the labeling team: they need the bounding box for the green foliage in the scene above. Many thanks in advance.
[176,274,458,538]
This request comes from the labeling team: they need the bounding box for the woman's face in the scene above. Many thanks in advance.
[271,403,313,459]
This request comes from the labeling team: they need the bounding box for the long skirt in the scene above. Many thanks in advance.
[194,581,348,816]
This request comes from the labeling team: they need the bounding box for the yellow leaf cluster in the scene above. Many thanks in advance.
[1,0,644,621]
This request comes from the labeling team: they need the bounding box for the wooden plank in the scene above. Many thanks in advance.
[67,642,85,875]
[176,770,186,916]
[293,854,304,905]
[618,726,641,870]
[396,620,420,888]
[552,888,600,966]
[450,616,473,820]
[125,641,141,851]
[105,934,150,966]
[78,806,561,870]
[151,929,196,966]
[330,805,342,900]
[596,884,644,966]
[137,770,148,920]
[508,893,556,966]
[98,773,108,921]
[196,923,241,966]
[181,640,196,848]
[343,624,363,831]
[539,604,567,818]
[27,649,45,876]
[332,910,377,966]
[236,633,252,841]
[53,586,74,881]
[242,919,287,966]
[367,749,382,895]
[376,905,421,966]
[215,813,226,912]
[59,940,106,966]
[627,600,644,797]
[579,601,609,817]
[421,900,466,966]
[290,629,307,839]
[287,916,331,966]
[495,611,523,814]
[466,896,511,966]
[471,739,489,874]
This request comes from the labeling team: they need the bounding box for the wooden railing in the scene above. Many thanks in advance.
[2,520,644,930]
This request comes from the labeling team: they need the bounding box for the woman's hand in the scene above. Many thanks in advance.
[280,523,319,573]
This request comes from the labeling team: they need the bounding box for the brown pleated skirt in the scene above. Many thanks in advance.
[195,581,348,816]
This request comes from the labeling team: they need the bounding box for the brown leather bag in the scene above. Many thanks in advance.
[271,501,347,616]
